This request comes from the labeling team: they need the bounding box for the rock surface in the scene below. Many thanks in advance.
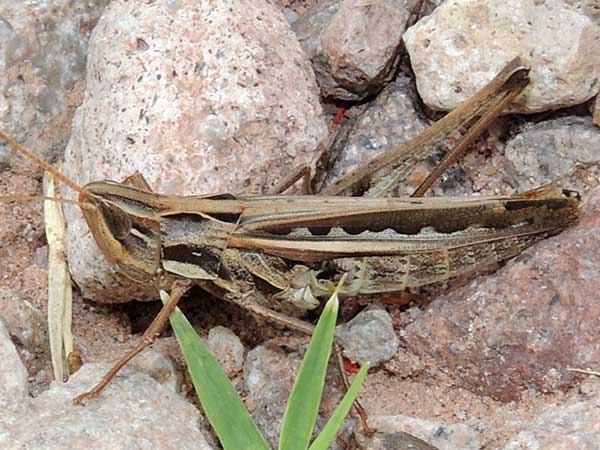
[502,398,600,449]
[502,116,600,191]
[0,363,215,450]
[358,415,480,450]
[403,0,600,113]
[0,0,109,169]
[401,185,600,401]
[62,0,327,302]
[0,319,29,415]
[336,307,399,365]
[293,0,415,101]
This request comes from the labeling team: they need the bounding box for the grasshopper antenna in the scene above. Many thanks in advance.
[0,130,87,197]
[0,194,94,209]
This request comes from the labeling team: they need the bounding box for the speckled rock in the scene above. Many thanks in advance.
[62,0,328,303]
[129,347,181,393]
[293,0,416,101]
[0,287,49,375]
[502,116,600,192]
[0,363,215,450]
[207,326,245,377]
[502,399,600,449]
[0,0,109,169]
[243,340,296,447]
[403,0,600,113]
[401,185,600,401]
[323,75,429,194]
[357,415,480,450]
[336,307,399,366]
[383,350,425,379]
[243,338,303,408]
[0,319,29,416]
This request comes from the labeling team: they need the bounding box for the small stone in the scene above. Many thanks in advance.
[207,326,245,377]
[502,400,600,449]
[0,363,216,449]
[403,0,600,113]
[243,340,302,448]
[454,410,467,421]
[273,0,321,16]
[503,116,600,192]
[358,415,480,450]
[577,378,600,397]
[244,339,302,405]
[249,381,288,448]
[293,0,416,101]
[130,347,181,393]
[336,307,399,366]
[0,287,49,375]
[383,350,425,378]
[32,245,49,268]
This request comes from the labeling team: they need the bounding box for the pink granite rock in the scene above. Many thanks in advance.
[62,0,328,302]
[503,399,600,449]
[0,363,215,450]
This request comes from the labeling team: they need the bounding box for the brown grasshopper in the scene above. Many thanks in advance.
[0,57,580,407]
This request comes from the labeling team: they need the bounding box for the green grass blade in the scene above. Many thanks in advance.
[278,278,344,450]
[308,364,369,450]
[162,291,270,450]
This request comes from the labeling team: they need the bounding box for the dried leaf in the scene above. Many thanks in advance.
[44,172,74,381]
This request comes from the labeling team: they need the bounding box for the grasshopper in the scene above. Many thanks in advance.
[0,57,580,407]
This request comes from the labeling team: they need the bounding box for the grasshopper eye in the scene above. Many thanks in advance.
[562,189,581,201]
[99,200,132,240]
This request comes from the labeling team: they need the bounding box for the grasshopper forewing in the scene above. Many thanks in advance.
[0,56,581,407]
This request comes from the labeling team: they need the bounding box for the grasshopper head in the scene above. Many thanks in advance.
[80,181,162,282]
[0,130,163,283]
